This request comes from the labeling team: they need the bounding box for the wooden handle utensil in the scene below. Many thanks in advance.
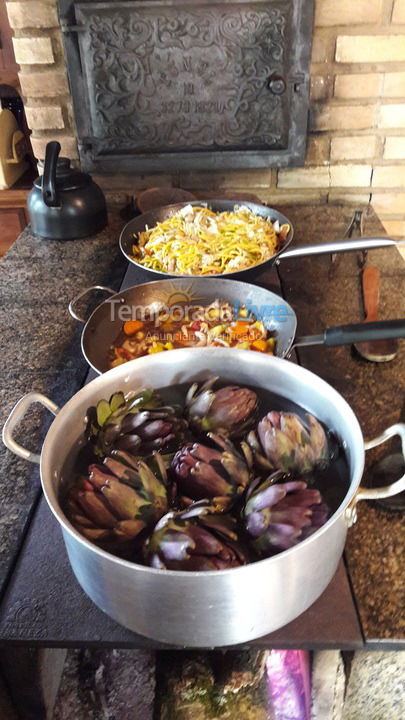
[354,265,398,362]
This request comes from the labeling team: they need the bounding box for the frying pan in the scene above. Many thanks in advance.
[69,278,405,375]
[119,199,400,279]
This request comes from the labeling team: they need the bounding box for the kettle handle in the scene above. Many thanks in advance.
[42,141,61,207]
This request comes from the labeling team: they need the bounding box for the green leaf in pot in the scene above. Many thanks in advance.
[86,388,188,457]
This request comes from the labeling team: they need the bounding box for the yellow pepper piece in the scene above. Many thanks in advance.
[148,342,165,354]
[252,339,268,353]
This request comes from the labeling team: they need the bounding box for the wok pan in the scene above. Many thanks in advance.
[119,199,400,279]
[69,278,405,375]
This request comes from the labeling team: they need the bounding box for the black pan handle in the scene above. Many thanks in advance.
[295,319,405,348]
[42,141,61,207]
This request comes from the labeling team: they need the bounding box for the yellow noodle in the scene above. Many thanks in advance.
[131,205,286,275]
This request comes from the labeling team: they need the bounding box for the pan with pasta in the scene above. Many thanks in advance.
[130,205,290,276]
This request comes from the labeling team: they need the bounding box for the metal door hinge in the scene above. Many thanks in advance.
[60,19,86,33]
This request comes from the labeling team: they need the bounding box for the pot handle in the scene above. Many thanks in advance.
[278,237,402,261]
[69,285,116,323]
[345,422,405,526]
[294,319,405,349]
[42,141,60,207]
[2,392,59,464]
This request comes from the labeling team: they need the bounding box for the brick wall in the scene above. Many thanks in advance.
[6,0,405,237]
[6,0,78,160]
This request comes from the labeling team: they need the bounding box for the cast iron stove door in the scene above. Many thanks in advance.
[60,0,314,171]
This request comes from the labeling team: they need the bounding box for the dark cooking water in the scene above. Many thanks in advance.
[60,380,351,518]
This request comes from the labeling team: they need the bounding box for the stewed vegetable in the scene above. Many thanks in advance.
[109,300,276,368]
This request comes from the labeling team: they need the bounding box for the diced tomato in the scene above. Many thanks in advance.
[189,321,201,331]
[116,347,132,360]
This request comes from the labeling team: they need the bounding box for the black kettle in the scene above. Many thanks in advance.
[27,141,107,240]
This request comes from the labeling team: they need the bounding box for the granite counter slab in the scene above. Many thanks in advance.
[276,204,404,644]
[0,216,127,597]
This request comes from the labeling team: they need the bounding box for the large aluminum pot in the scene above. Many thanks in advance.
[3,349,405,647]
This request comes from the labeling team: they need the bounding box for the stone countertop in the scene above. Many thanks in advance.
[0,214,127,596]
[275,204,404,645]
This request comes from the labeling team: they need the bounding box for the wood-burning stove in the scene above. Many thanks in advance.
[59,1,314,172]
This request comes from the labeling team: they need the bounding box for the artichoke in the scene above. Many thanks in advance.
[247,410,329,475]
[243,471,328,555]
[145,503,247,571]
[171,434,251,507]
[86,389,187,457]
[65,451,168,548]
[185,377,258,438]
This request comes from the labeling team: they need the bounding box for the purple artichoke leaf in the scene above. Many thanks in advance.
[114,518,147,540]
[252,522,302,554]
[120,411,154,434]
[275,488,322,510]
[185,377,218,407]
[100,477,150,520]
[150,553,166,569]
[159,531,195,561]
[245,508,272,537]
[200,513,239,542]
[88,464,116,490]
[115,435,142,453]
[101,422,122,445]
[103,457,143,487]
[245,484,287,514]
[270,506,312,528]
[137,420,174,441]
[76,491,119,527]
[188,390,215,419]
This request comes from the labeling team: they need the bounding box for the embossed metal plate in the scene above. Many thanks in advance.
[60,0,314,171]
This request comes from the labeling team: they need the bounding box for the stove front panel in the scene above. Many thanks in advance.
[60,0,314,171]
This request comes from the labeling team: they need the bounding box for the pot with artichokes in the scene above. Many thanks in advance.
[3,349,404,646]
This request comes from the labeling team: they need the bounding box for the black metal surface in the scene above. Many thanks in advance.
[119,199,294,280]
[58,0,314,171]
[0,495,363,649]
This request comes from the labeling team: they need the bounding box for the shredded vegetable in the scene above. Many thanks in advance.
[131,205,289,275]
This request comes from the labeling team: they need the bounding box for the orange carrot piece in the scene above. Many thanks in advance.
[252,339,268,353]
[123,320,144,335]
[231,321,250,337]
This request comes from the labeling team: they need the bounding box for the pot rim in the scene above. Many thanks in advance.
[40,349,365,578]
